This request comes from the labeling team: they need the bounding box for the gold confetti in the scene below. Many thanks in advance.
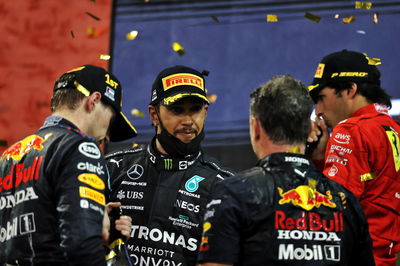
[373,12,379,24]
[342,15,356,24]
[0,140,7,147]
[304,12,321,23]
[99,54,111,60]
[172,42,185,56]
[211,16,220,23]
[70,30,75,38]
[201,70,210,76]
[87,26,95,37]
[334,14,340,19]
[355,1,372,10]
[126,30,139,40]
[131,142,139,148]
[266,14,278,22]
[363,53,381,66]
[86,12,101,21]
[131,109,145,118]
[206,94,217,103]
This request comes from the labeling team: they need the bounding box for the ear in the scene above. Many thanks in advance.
[250,116,261,141]
[203,104,208,117]
[347,82,358,99]
[148,105,159,126]
[86,92,102,112]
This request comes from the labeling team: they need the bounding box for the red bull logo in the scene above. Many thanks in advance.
[277,185,336,211]
[1,134,52,162]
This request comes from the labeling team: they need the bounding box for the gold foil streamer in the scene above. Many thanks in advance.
[99,54,111,60]
[131,109,145,118]
[342,16,356,24]
[373,13,379,24]
[172,42,185,56]
[355,1,372,10]
[211,16,220,23]
[126,30,139,40]
[206,94,217,103]
[304,12,321,23]
[266,14,278,22]
[87,26,95,37]
[363,53,381,66]
[86,12,101,21]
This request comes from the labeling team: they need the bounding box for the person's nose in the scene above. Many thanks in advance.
[315,103,323,117]
[181,112,194,126]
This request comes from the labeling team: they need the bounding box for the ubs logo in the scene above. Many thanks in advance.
[127,164,144,180]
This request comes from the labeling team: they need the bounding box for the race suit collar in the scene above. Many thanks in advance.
[147,137,201,171]
[257,152,311,169]
[40,115,93,140]
[351,103,390,118]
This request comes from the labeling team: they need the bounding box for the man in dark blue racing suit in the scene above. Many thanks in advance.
[197,75,374,266]
[0,65,136,265]
[106,65,233,266]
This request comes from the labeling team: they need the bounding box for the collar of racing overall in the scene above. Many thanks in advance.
[147,137,202,171]
[351,103,390,118]
[40,115,95,141]
[257,152,311,169]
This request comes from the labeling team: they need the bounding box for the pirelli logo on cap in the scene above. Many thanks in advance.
[314,63,325,78]
[162,73,204,91]
[331,72,368,78]
[79,186,105,206]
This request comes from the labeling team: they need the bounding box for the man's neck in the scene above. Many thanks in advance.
[52,108,87,133]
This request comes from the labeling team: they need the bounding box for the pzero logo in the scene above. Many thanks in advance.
[127,164,144,180]
[78,142,101,159]
[185,175,204,193]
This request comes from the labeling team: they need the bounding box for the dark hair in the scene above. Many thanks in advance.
[324,81,392,109]
[250,75,313,144]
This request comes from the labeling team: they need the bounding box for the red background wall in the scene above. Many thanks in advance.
[0,0,113,152]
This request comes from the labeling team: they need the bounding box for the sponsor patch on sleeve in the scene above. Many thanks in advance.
[78,173,105,190]
[79,186,105,206]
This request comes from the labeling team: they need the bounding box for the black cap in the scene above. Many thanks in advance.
[150,65,209,106]
[54,65,137,141]
[308,50,381,99]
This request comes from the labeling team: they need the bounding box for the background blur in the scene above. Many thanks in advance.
[2,0,400,172]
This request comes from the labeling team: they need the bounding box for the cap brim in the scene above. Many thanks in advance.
[108,111,137,142]
[163,92,209,106]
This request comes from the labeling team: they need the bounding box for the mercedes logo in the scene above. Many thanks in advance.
[127,164,144,180]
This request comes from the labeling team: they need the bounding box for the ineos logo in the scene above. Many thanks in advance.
[78,142,101,159]
[127,164,144,180]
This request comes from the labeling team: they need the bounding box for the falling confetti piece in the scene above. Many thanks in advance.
[99,54,111,60]
[131,109,145,118]
[363,54,381,65]
[0,140,7,147]
[342,15,355,24]
[373,12,379,24]
[126,30,139,40]
[211,16,220,23]
[304,12,321,23]
[70,30,75,38]
[131,142,139,148]
[206,94,217,103]
[202,70,210,76]
[87,26,95,37]
[172,42,185,56]
[266,14,278,22]
[355,1,372,10]
[357,30,366,34]
[86,12,101,21]
[334,14,340,19]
